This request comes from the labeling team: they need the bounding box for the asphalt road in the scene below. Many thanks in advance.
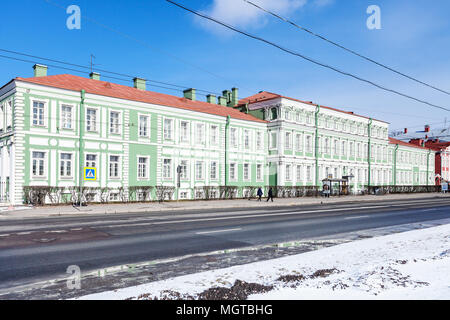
[0,196,449,292]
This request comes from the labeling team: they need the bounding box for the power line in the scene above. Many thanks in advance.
[0,48,220,96]
[242,0,450,96]
[42,0,257,96]
[166,0,450,113]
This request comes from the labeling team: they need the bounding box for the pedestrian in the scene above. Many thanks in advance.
[267,187,274,202]
[257,187,263,201]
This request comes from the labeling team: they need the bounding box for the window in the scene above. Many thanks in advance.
[285,132,292,150]
[306,166,312,181]
[61,105,73,129]
[306,136,312,153]
[341,141,347,156]
[349,142,354,157]
[109,156,120,178]
[325,138,330,154]
[230,163,236,180]
[230,128,238,147]
[32,101,45,126]
[179,160,188,179]
[256,164,263,181]
[210,125,218,146]
[334,140,339,156]
[32,151,46,177]
[110,111,120,134]
[285,164,292,181]
[295,134,303,152]
[196,123,205,144]
[138,157,148,179]
[210,161,217,180]
[296,165,302,181]
[163,159,172,179]
[139,115,150,137]
[244,130,250,149]
[285,111,290,120]
[256,132,263,150]
[86,108,97,132]
[6,100,12,129]
[164,118,173,140]
[243,163,250,180]
[60,153,72,178]
[86,154,97,168]
[196,161,204,180]
[270,132,277,149]
[180,121,189,142]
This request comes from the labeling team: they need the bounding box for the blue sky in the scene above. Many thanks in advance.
[1,0,450,136]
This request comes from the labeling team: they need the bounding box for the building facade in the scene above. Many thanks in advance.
[0,65,437,205]
[410,139,450,185]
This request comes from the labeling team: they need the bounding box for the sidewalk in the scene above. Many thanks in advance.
[0,193,448,219]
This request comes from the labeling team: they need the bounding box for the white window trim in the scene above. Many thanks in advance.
[108,154,122,179]
[137,155,150,180]
[179,120,190,143]
[243,163,251,181]
[229,162,237,181]
[163,117,174,141]
[138,113,151,138]
[58,151,75,179]
[109,109,122,135]
[85,106,100,133]
[31,99,49,128]
[59,102,76,131]
[30,149,47,179]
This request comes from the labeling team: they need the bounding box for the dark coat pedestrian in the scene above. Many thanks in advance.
[267,187,274,202]
[257,187,263,201]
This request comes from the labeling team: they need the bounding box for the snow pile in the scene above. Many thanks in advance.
[77,224,450,300]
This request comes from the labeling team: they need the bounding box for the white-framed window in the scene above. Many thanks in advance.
[270,132,277,149]
[110,111,120,134]
[109,155,120,179]
[325,138,330,154]
[139,115,150,137]
[32,151,46,177]
[164,118,174,140]
[342,141,347,156]
[285,132,292,150]
[285,111,290,120]
[296,165,302,181]
[229,163,236,180]
[256,132,263,150]
[180,121,190,142]
[85,154,97,168]
[32,101,45,126]
[349,142,354,157]
[179,160,188,180]
[295,134,303,152]
[210,161,218,180]
[243,163,250,180]
[244,130,250,149]
[60,153,73,178]
[306,166,312,181]
[196,161,204,180]
[230,127,238,147]
[195,123,205,144]
[6,100,12,130]
[163,159,172,179]
[138,157,149,179]
[285,164,292,181]
[306,135,313,153]
[334,140,339,156]
[86,108,97,132]
[256,164,263,181]
[61,104,73,130]
[210,125,219,146]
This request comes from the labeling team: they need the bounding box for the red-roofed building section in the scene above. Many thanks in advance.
[15,74,266,124]
[409,139,450,185]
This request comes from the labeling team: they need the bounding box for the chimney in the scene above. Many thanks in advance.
[206,94,217,104]
[33,64,48,77]
[133,77,146,91]
[230,87,239,107]
[222,90,231,105]
[218,96,227,106]
[409,139,423,146]
[183,88,196,101]
[90,72,101,81]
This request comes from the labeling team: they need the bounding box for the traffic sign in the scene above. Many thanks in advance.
[84,167,97,181]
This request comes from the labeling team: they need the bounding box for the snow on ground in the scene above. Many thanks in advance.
[77,224,450,300]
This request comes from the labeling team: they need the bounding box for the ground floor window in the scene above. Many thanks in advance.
[32,151,46,177]
[60,153,72,178]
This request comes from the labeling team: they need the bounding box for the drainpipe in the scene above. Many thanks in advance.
[393,144,399,186]
[315,105,320,187]
[225,115,231,188]
[426,149,431,186]
[367,118,372,188]
[78,90,85,206]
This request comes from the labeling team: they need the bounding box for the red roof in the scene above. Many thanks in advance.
[389,137,432,150]
[238,91,388,123]
[15,74,266,124]
[424,140,450,151]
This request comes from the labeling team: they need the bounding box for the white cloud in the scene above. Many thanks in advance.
[196,0,307,33]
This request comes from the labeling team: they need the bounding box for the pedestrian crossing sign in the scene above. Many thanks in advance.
[84,167,97,181]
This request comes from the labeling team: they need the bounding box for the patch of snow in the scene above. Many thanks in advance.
[76,224,450,300]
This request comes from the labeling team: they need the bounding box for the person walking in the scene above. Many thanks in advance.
[257,187,263,201]
[267,187,274,202]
